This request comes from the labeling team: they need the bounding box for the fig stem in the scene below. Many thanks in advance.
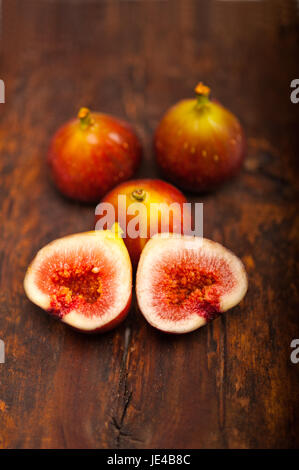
[78,107,93,129]
[195,82,210,106]
[131,189,147,202]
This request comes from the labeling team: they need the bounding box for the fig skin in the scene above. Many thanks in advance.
[136,234,248,334]
[23,227,132,333]
[71,292,132,335]
[48,108,142,202]
[154,83,246,192]
[97,179,192,267]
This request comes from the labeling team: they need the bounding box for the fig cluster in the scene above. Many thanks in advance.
[24,83,248,334]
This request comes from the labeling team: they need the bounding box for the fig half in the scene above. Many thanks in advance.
[136,234,248,334]
[24,228,132,333]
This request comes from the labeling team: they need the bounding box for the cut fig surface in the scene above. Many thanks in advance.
[136,234,248,334]
[24,229,132,332]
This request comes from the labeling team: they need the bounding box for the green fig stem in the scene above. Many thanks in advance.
[195,82,210,107]
[78,107,93,129]
[131,189,147,202]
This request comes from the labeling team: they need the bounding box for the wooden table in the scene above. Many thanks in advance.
[0,0,298,449]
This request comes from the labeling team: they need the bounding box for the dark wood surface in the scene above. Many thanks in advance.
[0,0,298,449]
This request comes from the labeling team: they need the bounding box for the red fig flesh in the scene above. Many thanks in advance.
[24,230,132,332]
[136,234,247,333]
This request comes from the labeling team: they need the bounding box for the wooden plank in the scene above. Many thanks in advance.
[0,0,298,449]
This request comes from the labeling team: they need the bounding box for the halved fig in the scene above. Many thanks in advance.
[136,234,248,334]
[24,228,132,333]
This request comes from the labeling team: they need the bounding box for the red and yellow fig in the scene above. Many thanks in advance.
[48,108,142,202]
[154,83,246,192]
[96,179,192,267]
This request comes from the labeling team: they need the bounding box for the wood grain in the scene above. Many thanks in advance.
[0,0,298,449]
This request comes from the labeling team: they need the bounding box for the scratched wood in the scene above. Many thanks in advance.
[0,0,298,449]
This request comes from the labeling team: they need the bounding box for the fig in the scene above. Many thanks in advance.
[154,83,246,192]
[24,227,132,333]
[48,107,142,202]
[96,179,192,267]
[136,234,248,334]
